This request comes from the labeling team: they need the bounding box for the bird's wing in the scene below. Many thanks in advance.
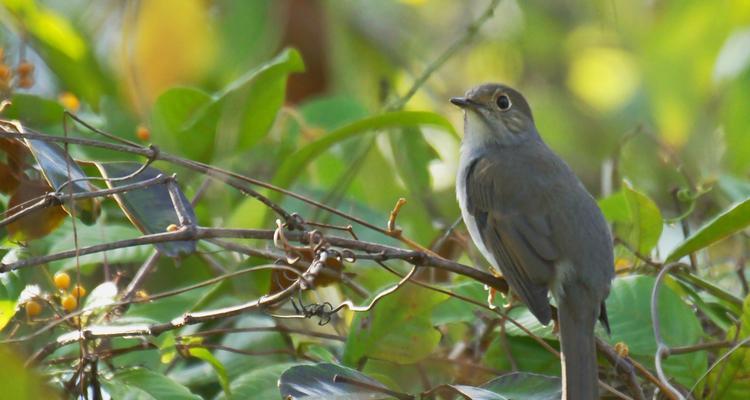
[464,156,559,324]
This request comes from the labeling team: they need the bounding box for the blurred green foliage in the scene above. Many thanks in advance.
[1,0,750,398]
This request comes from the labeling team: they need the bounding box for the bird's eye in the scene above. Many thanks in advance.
[496,94,512,111]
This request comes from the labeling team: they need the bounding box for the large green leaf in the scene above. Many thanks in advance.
[343,283,447,365]
[278,363,391,400]
[3,94,65,128]
[667,197,750,262]
[599,180,663,254]
[605,275,707,388]
[272,111,457,192]
[150,87,215,162]
[706,294,750,399]
[101,368,202,400]
[214,47,304,154]
[48,223,146,273]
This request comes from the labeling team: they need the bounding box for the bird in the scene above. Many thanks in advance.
[451,83,614,399]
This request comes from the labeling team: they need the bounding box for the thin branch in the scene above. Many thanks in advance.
[385,0,502,110]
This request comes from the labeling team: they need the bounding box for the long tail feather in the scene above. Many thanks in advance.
[558,300,599,400]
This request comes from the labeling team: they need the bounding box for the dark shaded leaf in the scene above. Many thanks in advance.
[93,162,196,257]
[278,363,390,400]
[24,138,101,224]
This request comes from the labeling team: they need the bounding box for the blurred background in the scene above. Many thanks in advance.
[2,0,750,397]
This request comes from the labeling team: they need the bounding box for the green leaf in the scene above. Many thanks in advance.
[101,367,202,400]
[93,162,196,257]
[441,372,562,400]
[344,283,447,365]
[599,181,663,254]
[217,362,299,400]
[3,94,64,128]
[707,294,750,398]
[431,280,500,325]
[214,47,305,153]
[24,138,101,225]
[48,223,146,273]
[278,363,391,400]
[667,196,750,262]
[187,347,230,396]
[150,87,215,162]
[605,275,707,388]
[272,111,458,192]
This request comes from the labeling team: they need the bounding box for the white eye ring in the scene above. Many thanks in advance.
[496,94,512,111]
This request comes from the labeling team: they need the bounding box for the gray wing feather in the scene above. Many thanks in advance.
[465,157,559,324]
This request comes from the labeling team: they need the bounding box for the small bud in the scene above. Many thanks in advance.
[166,224,179,232]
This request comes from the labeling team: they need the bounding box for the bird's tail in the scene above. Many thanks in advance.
[558,300,599,400]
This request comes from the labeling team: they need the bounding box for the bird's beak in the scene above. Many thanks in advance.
[450,96,475,109]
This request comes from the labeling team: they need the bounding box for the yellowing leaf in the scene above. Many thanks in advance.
[127,0,216,107]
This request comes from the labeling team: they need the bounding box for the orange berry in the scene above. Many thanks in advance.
[166,224,179,232]
[58,92,80,112]
[71,284,86,298]
[54,272,71,290]
[18,76,33,88]
[16,61,34,77]
[0,64,10,82]
[25,300,42,317]
[61,294,77,312]
[136,125,150,141]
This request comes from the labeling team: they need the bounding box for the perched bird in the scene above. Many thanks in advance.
[452,83,614,400]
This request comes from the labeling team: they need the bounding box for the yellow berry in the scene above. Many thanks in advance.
[61,294,77,312]
[136,125,150,141]
[614,342,629,357]
[25,300,42,317]
[166,224,179,232]
[58,92,80,112]
[71,284,86,298]
[16,61,34,77]
[54,272,71,290]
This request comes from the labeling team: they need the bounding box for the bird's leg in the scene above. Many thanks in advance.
[485,266,505,310]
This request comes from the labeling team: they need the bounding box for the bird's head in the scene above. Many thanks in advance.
[451,83,538,146]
